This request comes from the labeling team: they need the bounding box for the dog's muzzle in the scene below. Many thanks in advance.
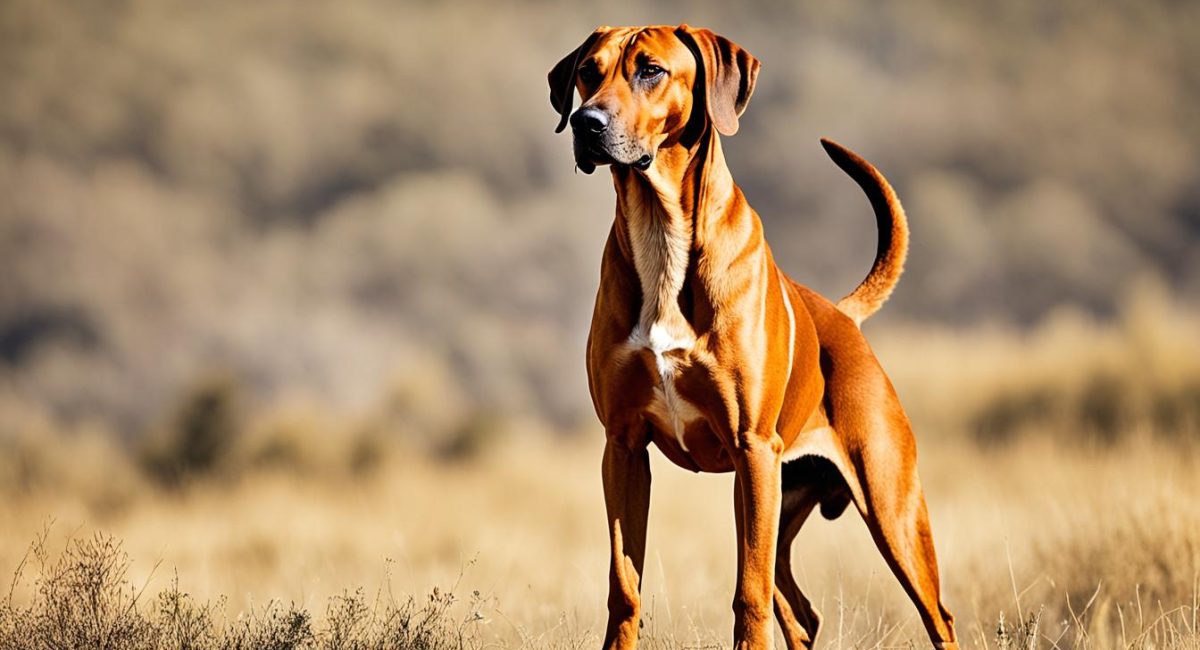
[570,107,653,174]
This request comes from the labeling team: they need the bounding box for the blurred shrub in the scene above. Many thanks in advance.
[968,287,1200,444]
[0,394,143,512]
[232,398,381,479]
[972,372,1200,444]
[436,411,505,463]
[133,362,512,485]
[142,375,242,486]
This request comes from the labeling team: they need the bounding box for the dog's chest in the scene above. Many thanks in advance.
[624,198,705,450]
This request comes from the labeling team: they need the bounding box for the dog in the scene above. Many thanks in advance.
[548,25,958,650]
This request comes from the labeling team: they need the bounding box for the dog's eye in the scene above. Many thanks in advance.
[578,65,601,85]
[638,65,665,80]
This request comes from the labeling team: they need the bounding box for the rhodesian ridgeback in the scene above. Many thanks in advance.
[548,25,957,650]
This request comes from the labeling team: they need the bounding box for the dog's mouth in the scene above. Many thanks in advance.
[573,140,611,175]
[573,139,654,175]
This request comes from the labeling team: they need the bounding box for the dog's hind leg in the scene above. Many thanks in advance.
[772,480,822,650]
[850,415,957,649]
[816,331,957,649]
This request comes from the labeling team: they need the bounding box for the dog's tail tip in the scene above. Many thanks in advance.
[818,136,843,153]
[818,137,870,178]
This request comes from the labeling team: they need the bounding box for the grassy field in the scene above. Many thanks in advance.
[2,299,1199,649]
[1,435,1198,649]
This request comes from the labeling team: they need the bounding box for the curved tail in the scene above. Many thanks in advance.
[820,138,909,327]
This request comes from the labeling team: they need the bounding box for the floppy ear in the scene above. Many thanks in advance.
[548,29,605,133]
[675,25,761,136]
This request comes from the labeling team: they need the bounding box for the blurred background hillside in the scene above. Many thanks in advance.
[2,0,1199,463]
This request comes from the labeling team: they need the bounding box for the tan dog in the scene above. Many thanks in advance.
[548,25,957,650]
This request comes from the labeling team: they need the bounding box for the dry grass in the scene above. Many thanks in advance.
[0,530,485,650]
[1,432,1197,649]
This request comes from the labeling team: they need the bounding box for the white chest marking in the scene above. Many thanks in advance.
[629,323,700,451]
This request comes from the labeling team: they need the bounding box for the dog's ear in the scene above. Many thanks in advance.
[548,28,606,133]
[675,25,761,137]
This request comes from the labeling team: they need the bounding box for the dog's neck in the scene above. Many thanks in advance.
[612,127,747,342]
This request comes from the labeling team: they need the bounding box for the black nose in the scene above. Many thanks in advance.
[570,107,609,134]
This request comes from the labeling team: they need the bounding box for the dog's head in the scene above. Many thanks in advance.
[548,25,760,174]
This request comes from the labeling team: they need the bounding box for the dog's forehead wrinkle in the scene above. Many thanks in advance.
[592,27,668,72]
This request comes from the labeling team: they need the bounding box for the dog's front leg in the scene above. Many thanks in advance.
[732,433,785,650]
[601,426,652,650]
